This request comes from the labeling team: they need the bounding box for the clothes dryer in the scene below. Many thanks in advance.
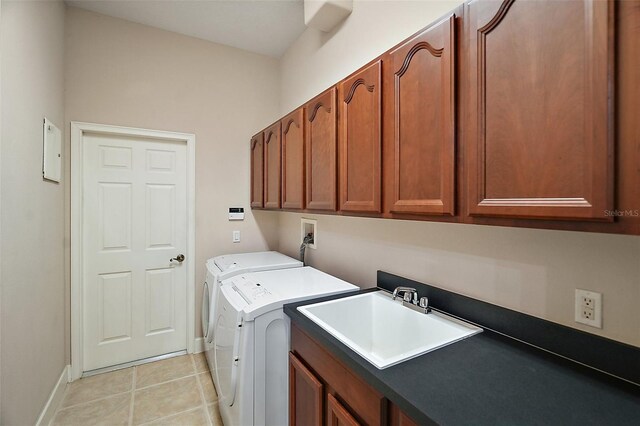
[213,267,358,426]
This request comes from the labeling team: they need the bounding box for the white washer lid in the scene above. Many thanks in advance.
[212,251,302,276]
[221,267,358,321]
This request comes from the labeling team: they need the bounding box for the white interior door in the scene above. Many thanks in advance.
[82,132,188,371]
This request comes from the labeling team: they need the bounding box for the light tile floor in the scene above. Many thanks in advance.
[51,354,223,426]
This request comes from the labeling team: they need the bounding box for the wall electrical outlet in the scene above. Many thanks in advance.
[575,289,602,328]
[232,230,241,243]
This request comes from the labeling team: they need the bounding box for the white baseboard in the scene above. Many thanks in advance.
[36,365,69,426]
[194,337,204,353]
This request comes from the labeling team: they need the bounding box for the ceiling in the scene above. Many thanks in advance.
[66,0,307,57]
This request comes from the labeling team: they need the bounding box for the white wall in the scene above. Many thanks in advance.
[0,0,3,414]
[280,0,463,113]
[64,7,281,347]
[1,1,66,424]
[0,0,3,416]
[277,0,640,347]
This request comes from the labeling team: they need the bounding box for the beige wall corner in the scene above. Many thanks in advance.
[1,0,66,424]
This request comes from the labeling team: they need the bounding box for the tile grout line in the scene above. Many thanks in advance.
[128,366,137,426]
[137,406,205,426]
[51,355,205,424]
[193,355,214,426]
[134,370,200,390]
[55,389,133,412]
[135,357,203,390]
[131,354,207,426]
[55,368,136,411]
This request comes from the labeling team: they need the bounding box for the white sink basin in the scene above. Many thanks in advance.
[298,291,482,369]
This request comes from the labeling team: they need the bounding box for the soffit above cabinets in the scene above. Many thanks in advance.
[66,0,306,58]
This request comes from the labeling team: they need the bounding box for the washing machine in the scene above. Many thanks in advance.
[213,266,358,426]
[201,252,302,378]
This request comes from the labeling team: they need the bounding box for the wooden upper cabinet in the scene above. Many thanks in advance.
[385,15,456,216]
[282,108,305,210]
[264,122,282,209]
[339,61,382,213]
[289,352,322,426]
[465,0,614,220]
[305,87,338,211]
[250,132,264,208]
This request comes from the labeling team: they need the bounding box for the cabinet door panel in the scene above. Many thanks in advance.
[387,15,456,216]
[282,109,305,209]
[289,352,323,426]
[292,325,385,426]
[389,402,419,426]
[264,122,282,209]
[327,393,361,426]
[339,61,382,213]
[305,88,338,211]
[465,0,614,220]
[250,133,264,208]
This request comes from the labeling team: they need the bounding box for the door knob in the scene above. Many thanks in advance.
[170,254,185,263]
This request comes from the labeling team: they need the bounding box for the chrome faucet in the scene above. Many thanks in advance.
[392,286,418,304]
[392,286,430,314]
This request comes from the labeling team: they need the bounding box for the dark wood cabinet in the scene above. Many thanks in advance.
[338,61,382,213]
[249,0,639,235]
[264,122,282,209]
[289,352,323,426]
[464,0,614,221]
[290,324,418,426]
[388,404,419,426]
[250,132,264,208]
[613,0,640,235]
[327,393,361,426]
[282,108,306,210]
[305,87,338,211]
[383,15,456,216]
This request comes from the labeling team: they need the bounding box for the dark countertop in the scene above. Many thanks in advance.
[284,289,640,426]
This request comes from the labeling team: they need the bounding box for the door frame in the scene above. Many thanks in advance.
[70,121,196,380]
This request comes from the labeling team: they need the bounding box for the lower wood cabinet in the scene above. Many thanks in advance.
[289,352,323,426]
[327,393,360,426]
[388,404,420,426]
[289,324,418,426]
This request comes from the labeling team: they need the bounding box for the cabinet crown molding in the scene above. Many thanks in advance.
[283,118,299,134]
[308,102,332,122]
[478,0,516,34]
[396,42,444,78]
[344,78,375,103]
